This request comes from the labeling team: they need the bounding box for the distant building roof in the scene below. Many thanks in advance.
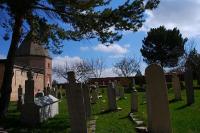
[16,32,51,58]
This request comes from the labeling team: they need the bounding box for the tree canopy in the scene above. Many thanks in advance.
[0,0,160,117]
[140,26,187,68]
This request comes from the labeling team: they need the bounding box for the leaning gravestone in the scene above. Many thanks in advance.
[184,66,194,105]
[107,82,117,111]
[172,72,182,100]
[66,71,87,133]
[145,64,172,133]
[131,78,138,112]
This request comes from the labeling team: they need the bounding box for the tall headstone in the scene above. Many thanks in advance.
[82,84,91,118]
[131,78,138,112]
[107,82,117,111]
[172,72,182,100]
[17,85,24,110]
[21,70,38,125]
[24,70,35,104]
[145,64,171,133]
[184,66,194,105]
[90,85,98,104]
[66,71,87,133]
[114,80,120,97]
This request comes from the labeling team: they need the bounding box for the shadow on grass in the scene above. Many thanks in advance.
[175,104,191,110]
[169,99,182,104]
[119,115,129,120]
[0,115,70,133]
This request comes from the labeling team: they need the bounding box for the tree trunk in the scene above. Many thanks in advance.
[0,14,23,118]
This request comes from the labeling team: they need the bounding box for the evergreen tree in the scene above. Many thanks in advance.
[140,26,187,67]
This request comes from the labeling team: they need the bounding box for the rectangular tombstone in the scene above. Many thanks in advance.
[107,82,117,111]
[145,64,172,133]
[66,72,87,133]
[131,78,138,112]
[172,72,182,100]
[82,84,91,118]
[184,67,194,105]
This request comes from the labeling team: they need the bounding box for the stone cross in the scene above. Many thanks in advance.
[145,64,171,133]
[107,82,117,111]
[184,66,194,105]
[131,78,138,112]
[172,72,182,100]
[24,70,35,104]
[66,71,87,133]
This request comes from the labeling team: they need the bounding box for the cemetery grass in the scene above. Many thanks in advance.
[0,98,71,133]
[2,89,200,133]
[135,89,200,133]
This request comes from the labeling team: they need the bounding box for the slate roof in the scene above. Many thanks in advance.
[16,32,50,58]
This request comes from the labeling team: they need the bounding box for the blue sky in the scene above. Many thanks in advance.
[1,0,200,80]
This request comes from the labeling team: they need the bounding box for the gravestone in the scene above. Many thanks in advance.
[90,85,98,104]
[21,70,38,125]
[119,86,125,99]
[82,84,91,118]
[184,66,194,105]
[21,70,59,125]
[131,79,138,112]
[17,85,24,111]
[114,80,120,97]
[172,72,182,100]
[66,71,87,133]
[145,64,171,133]
[107,82,117,111]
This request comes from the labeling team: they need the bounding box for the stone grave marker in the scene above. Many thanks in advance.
[90,85,98,104]
[185,66,194,105]
[66,71,87,133]
[17,85,24,111]
[172,72,182,100]
[107,82,117,111]
[131,78,138,112]
[145,64,172,133]
[82,84,91,118]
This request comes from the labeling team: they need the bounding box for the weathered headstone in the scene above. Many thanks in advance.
[90,85,98,104]
[21,70,38,125]
[107,82,117,111]
[17,85,24,110]
[114,80,120,97]
[82,84,91,118]
[119,86,125,99]
[66,71,87,133]
[172,72,182,100]
[131,79,138,112]
[145,64,171,133]
[184,66,194,105]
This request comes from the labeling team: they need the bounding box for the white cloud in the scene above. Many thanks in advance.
[0,54,6,59]
[142,0,200,37]
[52,56,82,68]
[80,46,89,51]
[93,43,128,55]
[101,67,117,77]
[52,56,83,83]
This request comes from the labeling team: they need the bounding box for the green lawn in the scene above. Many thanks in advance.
[1,89,200,133]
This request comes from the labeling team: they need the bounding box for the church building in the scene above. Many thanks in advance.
[0,33,52,101]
